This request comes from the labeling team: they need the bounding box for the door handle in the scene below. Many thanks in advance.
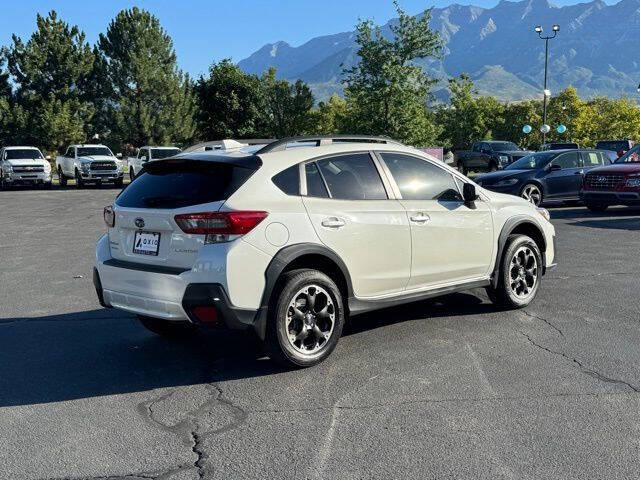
[410,213,431,223]
[321,217,345,228]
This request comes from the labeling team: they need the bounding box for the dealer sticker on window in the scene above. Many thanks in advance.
[133,231,160,256]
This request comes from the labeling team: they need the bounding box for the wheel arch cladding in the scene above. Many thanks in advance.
[252,243,353,340]
[491,216,547,288]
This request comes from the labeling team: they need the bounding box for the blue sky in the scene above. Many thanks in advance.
[0,0,617,78]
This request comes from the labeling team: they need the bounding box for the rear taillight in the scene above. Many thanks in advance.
[174,211,268,243]
[104,205,115,228]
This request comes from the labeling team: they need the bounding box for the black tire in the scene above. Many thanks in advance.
[486,234,543,309]
[0,174,5,190]
[43,182,53,190]
[488,162,498,172]
[264,269,345,368]
[586,202,608,213]
[129,167,135,182]
[520,183,543,206]
[75,169,84,189]
[138,315,196,338]
[457,162,468,176]
[58,168,67,187]
[114,177,124,188]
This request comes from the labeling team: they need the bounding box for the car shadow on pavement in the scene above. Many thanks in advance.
[0,291,497,407]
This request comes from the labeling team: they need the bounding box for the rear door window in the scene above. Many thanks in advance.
[380,152,463,201]
[552,152,581,169]
[116,160,257,209]
[315,153,387,200]
[305,162,329,198]
[582,151,602,167]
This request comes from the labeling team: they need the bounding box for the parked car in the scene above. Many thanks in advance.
[93,135,557,367]
[56,144,125,188]
[455,141,531,175]
[0,146,52,189]
[595,139,635,159]
[540,142,579,151]
[128,146,182,180]
[476,149,610,206]
[581,143,640,212]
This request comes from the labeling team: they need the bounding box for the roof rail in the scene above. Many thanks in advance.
[255,135,403,154]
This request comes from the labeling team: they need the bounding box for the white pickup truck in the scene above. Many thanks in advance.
[0,146,53,189]
[127,146,181,180]
[56,144,125,188]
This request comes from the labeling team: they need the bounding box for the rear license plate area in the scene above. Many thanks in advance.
[133,231,161,256]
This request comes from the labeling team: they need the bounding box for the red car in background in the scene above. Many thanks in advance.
[582,144,640,212]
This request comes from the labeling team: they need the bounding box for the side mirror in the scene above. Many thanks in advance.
[116,153,123,159]
[463,182,479,204]
[549,164,562,171]
[46,155,51,161]
[141,155,148,162]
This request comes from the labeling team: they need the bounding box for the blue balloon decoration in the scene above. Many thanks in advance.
[522,124,532,134]
[557,124,567,134]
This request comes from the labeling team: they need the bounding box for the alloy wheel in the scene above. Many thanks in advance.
[285,284,335,355]
[521,184,542,206]
[509,246,538,299]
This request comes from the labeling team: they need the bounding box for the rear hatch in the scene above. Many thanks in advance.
[109,156,260,270]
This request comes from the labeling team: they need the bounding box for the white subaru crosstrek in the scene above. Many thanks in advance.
[94,136,557,367]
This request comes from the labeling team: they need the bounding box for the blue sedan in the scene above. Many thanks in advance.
[475,149,611,206]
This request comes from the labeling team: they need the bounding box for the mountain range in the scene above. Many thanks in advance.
[238,0,640,102]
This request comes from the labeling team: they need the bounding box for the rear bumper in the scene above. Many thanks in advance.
[93,234,265,329]
[93,264,257,329]
[581,191,640,205]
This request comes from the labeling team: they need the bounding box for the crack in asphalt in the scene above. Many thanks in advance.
[521,309,564,337]
[136,383,248,479]
[520,331,639,393]
[47,463,196,480]
[552,271,636,280]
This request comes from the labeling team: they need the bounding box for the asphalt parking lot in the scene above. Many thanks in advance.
[1,187,639,480]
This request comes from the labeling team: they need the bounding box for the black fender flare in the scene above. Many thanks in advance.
[252,243,354,339]
[490,216,547,288]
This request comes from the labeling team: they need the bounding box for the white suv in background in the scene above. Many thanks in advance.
[128,146,181,180]
[0,146,52,189]
[94,136,557,367]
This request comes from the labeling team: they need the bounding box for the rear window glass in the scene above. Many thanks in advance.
[116,161,256,209]
[150,148,181,159]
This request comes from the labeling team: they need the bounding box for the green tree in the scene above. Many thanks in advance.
[5,11,95,151]
[342,1,443,146]
[311,95,348,134]
[260,68,315,138]
[436,74,504,150]
[97,7,196,148]
[493,100,542,150]
[194,59,264,140]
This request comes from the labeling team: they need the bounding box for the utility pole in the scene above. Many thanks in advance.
[535,24,560,145]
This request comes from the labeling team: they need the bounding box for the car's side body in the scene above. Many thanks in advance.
[476,149,610,205]
[0,146,52,188]
[128,146,181,179]
[455,141,531,174]
[56,144,125,185]
[94,140,556,344]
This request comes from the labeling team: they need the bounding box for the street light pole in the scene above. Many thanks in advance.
[535,24,559,145]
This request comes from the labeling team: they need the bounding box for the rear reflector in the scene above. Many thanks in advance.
[174,211,268,235]
[192,306,219,324]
